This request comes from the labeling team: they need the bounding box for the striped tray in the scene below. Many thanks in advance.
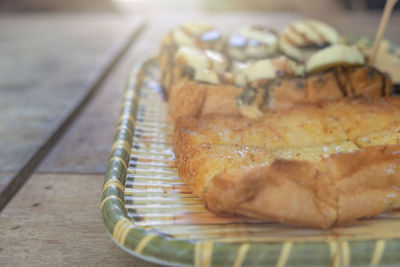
[101,58,400,267]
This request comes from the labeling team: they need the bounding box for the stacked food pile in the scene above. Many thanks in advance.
[158,21,400,228]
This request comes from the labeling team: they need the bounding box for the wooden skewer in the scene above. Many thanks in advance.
[370,0,398,64]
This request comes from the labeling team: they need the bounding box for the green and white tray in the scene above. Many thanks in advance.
[101,58,400,267]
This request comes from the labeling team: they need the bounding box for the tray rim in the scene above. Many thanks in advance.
[101,58,400,267]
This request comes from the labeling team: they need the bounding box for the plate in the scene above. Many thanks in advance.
[101,58,400,267]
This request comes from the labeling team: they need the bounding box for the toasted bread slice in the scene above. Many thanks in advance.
[202,145,400,228]
[174,98,400,228]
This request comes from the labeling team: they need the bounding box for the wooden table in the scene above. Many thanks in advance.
[0,13,158,266]
[0,11,399,266]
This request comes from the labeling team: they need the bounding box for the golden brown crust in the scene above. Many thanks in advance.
[174,98,400,228]
[201,85,242,116]
[168,79,241,122]
[174,98,400,149]
[264,66,392,111]
[203,160,337,229]
[349,66,387,97]
[202,145,400,228]
[168,79,207,122]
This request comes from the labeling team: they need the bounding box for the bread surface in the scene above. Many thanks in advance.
[173,98,400,228]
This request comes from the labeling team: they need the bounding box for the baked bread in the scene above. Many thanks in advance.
[237,65,392,118]
[160,22,393,123]
[158,22,224,98]
[173,98,400,228]
[167,46,392,121]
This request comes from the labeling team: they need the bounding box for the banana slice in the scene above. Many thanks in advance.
[172,22,223,50]
[194,70,235,85]
[235,56,305,86]
[194,70,220,84]
[175,46,229,84]
[175,46,228,73]
[227,26,279,61]
[279,20,339,62]
[306,45,365,73]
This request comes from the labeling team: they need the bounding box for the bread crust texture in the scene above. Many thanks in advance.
[173,98,400,228]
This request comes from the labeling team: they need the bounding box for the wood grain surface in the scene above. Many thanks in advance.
[36,22,160,174]
[0,173,158,266]
[0,21,164,267]
[0,14,144,208]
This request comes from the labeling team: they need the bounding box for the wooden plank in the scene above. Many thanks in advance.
[0,14,145,209]
[35,26,149,174]
[0,13,141,173]
[0,173,160,266]
[36,22,166,174]
[0,173,13,195]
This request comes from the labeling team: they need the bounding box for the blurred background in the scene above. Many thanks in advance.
[1,0,399,43]
[0,0,399,13]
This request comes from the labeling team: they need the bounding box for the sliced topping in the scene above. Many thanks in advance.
[227,26,279,61]
[231,61,251,74]
[238,26,278,46]
[306,45,365,74]
[172,22,222,49]
[236,56,305,86]
[279,20,339,62]
[194,71,235,85]
[229,34,247,47]
[173,28,196,47]
[175,46,228,73]
[181,22,212,35]
[201,29,221,42]
[194,70,219,84]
